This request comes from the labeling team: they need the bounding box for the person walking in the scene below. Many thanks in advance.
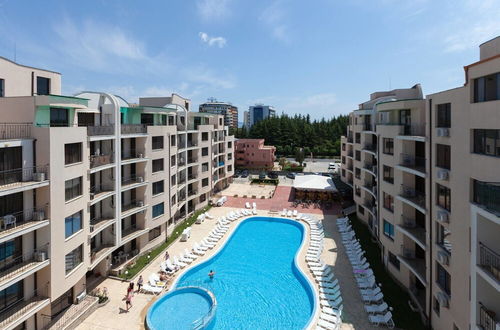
[125,292,133,311]
[137,275,143,292]
[165,251,170,261]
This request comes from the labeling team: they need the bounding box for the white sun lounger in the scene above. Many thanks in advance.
[281,209,287,216]
[320,287,341,295]
[287,210,293,217]
[173,256,187,268]
[184,248,197,260]
[319,279,339,289]
[194,242,209,252]
[320,312,341,325]
[252,208,257,215]
[202,239,216,249]
[142,284,163,295]
[245,202,251,209]
[292,210,298,217]
[316,318,339,330]
[320,291,341,301]
[252,202,257,209]
[322,305,343,318]
[320,296,343,308]
[179,254,192,264]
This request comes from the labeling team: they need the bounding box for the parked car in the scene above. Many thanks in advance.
[268,172,278,179]
[241,170,249,178]
[286,172,296,179]
[259,172,266,180]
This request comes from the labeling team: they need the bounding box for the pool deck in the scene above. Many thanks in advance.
[75,206,377,330]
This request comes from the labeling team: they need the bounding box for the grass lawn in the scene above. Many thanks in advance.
[119,205,212,280]
[348,214,427,330]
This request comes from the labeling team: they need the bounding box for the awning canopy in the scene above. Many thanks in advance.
[293,175,338,192]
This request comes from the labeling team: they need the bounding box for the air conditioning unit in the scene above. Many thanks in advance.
[33,173,46,182]
[76,291,87,304]
[437,250,449,265]
[436,292,449,308]
[137,176,144,183]
[437,169,449,180]
[34,251,47,262]
[437,210,449,223]
[437,128,450,137]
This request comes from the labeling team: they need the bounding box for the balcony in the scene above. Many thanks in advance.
[218,161,225,167]
[121,124,146,135]
[87,125,114,137]
[362,143,377,154]
[89,215,115,235]
[187,141,198,148]
[397,216,426,249]
[188,189,198,197]
[0,165,49,197]
[188,173,198,181]
[398,185,426,213]
[0,123,32,140]
[363,200,376,216]
[398,248,427,285]
[363,163,377,175]
[188,157,198,164]
[90,244,115,266]
[121,149,146,163]
[409,285,426,311]
[479,303,500,330]
[89,185,114,204]
[398,123,425,138]
[0,286,50,330]
[362,123,374,132]
[90,153,114,169]
[121,200,146,217]
[0,246,50,291]
[121,225,146,242]
[473,181,500,216]
[178,158,186,167]
[478,242,500,283]
[0,207,49,243]
[347,136,353,143]
[397,153,426,177]
[121,176,146,190]
[347,151,353,157]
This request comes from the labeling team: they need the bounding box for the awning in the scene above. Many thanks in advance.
[293,175,338,192]
[76,107,99,113]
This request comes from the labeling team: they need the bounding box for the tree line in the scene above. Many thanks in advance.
[230,113,349,157]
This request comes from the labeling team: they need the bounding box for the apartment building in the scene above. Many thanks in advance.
[247,104,275,128]
[235,139,276,169]
[340,37,500,330]
[199,98,238,129]
[0,57,234,329]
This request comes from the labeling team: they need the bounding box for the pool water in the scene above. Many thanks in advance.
[174,217,315,329]
[147,287,214,330]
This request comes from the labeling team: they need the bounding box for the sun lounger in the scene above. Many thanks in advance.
[245,202,251,209]
[202,238,216,249]
[184,248,197,260]
[322,305,343,318]
[320,287,341,295]
[320,312,341,325]
[319,279,339,288]
[320,296,343,308]
[287,210,293,217]
[281,209,287,216]
[142,284,163,295]
[252,208,257,215]
[252,202,257,209]
[194,242,209,252]
[362,292,384,303]
[173,256,187,268]
[292,210,298,217]
[368,311,394,328]
[192,245,206,256]
[320,291,341,301]
[165,259,178,272]
[179,254,192,264]
[364,302,389,314]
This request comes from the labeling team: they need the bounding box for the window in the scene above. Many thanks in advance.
[141,114,154,126]
[383,220,394,239]
[383,192,394,212]
[433,296,440,316]
[436,263,451,295]
[436,144,451,169]
[342,143,346,151]
[341,156,346,164]
[148,226,161,241]
[152,136,163,150]
[383,138,394,155]
[0,79,4,97]
[358,205,364,215]
[65,177,82,201]
[152,159,164,173]
[473,129,500,157]
[355,150,361,161]
[152,203,164,218]
[388,252,400,270]
[436,103,451,128]
[64,143,82,165]
[171,194,176,205]
[473,72,500,103]
[170,135,176,146]
[341,169,345,177]
[171,175,176,186]
[355,185,361,197]
[355,168,361,179]
[65,245,83,274]
[228,141,232,148]
[437,224,452,254]
[50,108,68,127]
[36,76,50,95]
[436,183,451,211]
[202,147,208,156]
[65,211,82,238]
[202,162,208,172]
[228,165,232,172]
[383,165,394,184]
[202,178,209,187]
[0,281,23,313]
[0,238,21,262]
[202,132,208,141]
[152,180,164,195]
[355,133,361,144]
[171,155,176,166]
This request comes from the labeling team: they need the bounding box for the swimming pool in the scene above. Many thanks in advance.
[171,216,317,329]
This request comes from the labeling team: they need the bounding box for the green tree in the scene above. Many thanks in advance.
[295,147,305,165]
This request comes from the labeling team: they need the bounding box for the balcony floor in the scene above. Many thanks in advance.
[0,180,50,197]
[0,220,50,244]
[0,259,50,291]
[397,225,426,250]
[0,295,50,329]
[398,256,427,285]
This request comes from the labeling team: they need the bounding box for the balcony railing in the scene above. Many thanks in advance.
[90,154,114,168]
[400,123,425,137]
[187,141,198,148]
[0,246,49,284]
[479,242,500,282]
[0,165,49,188]
[400,185,426,209]
[121,124,146,134]
[121,225,139,238]
[188,190,197,197]
[473,180,500,215]
[348,151,353,157]
[0,123,32,140]
[87,125,114,136]
[0,285,49,329]
[479,303,500,330]
[121,176,144,186]
[363,144,376,152]
[89,185,114,199]
[121,199,144,212]
[363,123,373,131]
[178,159,186,167]
[90,244,114,263]
[0,207,49,234]
[188,174,198,181]
[218,161,225,167]
[188,157,198,164]
[121,149,144,160]
[89,215,114,233]
[400,153,426,173]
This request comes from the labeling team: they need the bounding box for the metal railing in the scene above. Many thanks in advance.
[178,159,186,167]
[363,123,373,131]
[400,184,426,208]
[121,200,144,212]
[121,149,144,160]
[0,245,49,279]
[479,242,500,282]
[121,124,146,134]
[188,174,198,181]
[0,206,49,233]
[187,141,198,147]
[121,176,145,185]
[89,185,114,198]
[121,225,139,238]
[91,244,115,263]
[479,303,499,330]
[0,123,32,140]
[87,125,114,136]
[473,180,500,215]
[188,190,197,197]
[0,284,49,328]
[363,144,377,152]
[400,153,426,172]
[188,157,198,164]
[0,165,49,188]
[90,153,114,168]
[401,216,416,228]
[90,214,114,232]
[400,123,425,137]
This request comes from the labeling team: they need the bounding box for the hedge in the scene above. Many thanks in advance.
[251,178,279,185]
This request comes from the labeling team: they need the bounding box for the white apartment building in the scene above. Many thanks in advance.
[199,99,238,129]
[340,37,500,330]
[0,57,234,329]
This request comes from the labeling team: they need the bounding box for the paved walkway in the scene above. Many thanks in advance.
[75,207,374,330]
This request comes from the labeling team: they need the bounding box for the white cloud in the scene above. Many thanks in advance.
[199,32,227,48]
[197,0,232,21]
[259,1,291,43]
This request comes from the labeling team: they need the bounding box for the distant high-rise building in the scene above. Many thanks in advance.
[247,105,275,127]
[199,98,238,129]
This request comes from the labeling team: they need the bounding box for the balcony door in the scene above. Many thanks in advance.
[0,192,23,217]
[399,110,411,134]
[0,147,22,185]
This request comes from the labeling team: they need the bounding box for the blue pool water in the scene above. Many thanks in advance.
[147,287,214,329]
[173,216,316,329]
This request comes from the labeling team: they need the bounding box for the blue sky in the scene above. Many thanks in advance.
[1,0,499,120]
